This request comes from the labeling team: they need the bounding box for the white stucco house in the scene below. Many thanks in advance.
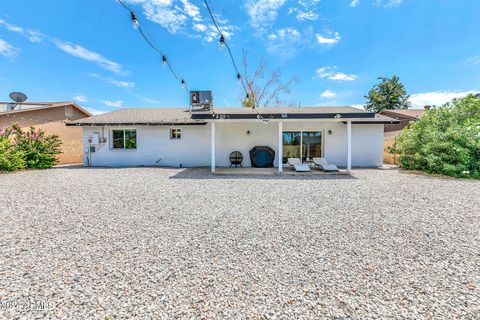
[67,106,398,173]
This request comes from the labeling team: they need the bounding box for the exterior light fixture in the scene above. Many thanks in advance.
[328,129,333,135]
[131,12,139,29]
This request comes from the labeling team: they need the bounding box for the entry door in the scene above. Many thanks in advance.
[282,131,322,163]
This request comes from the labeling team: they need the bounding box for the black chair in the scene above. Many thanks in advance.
[229,151,244,167]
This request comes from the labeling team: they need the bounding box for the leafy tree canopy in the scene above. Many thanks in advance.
[393,94,480,179]
[365,75,411,112]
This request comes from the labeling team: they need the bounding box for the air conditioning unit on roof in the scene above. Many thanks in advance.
[190,91,213,111]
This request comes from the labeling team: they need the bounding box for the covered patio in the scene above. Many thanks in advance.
[210,120,353,174]
[189,107,398,174]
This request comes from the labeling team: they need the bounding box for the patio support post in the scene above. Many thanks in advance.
[278,121,283,173]
[211,122,216,173]
[347,120,352,173]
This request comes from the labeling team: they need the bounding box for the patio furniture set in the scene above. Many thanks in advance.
[229,149,339,173]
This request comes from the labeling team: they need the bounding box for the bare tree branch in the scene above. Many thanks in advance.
[240,50,297,108]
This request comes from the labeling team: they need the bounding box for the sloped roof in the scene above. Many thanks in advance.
[381,109,425,119]
[0,102,91,117]
[67,106,398,126]
[69,108,198,125]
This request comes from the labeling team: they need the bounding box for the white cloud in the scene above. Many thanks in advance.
[409,91,478,108]
[85,107,106,115]
[316,32,341,45]
[375,0,403,8]
[349,0,360,7]
[0,38,20,59]
[143,2,188,33]
[296,11,319,21]
[316,67,358,81]
[101,100,124,108]
[463,55,480,68]
[128,0,237,42]
[320,90,336,99]
[54,40,126,75]
[0,19,45,43]
[88,73,135,89]
[351,104,364,109]
[73,95,88,103]
[267,27,302,57]
[245,0,287,30]
[193,23,207,32]
[288,0,321,21]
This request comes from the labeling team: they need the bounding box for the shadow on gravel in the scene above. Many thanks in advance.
[169,168,357,180]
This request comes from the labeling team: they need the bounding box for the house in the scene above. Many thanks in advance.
[380,107,428,135]
[67,106,398,173]
[0,102,91,164]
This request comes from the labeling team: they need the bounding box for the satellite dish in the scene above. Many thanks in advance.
[9,92,28,103]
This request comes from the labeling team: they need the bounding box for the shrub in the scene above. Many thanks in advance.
[393,95,480,179]
[0,127,26,171]
[10,124,62,169]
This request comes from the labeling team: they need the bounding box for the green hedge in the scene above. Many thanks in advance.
[393,95,480,179]
[0,124,62,172]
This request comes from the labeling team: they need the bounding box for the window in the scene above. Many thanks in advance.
[112,129,136,149]
[170,128,182,139]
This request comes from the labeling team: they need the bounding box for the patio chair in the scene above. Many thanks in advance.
[287,158,311,172]
[313,158,339,172]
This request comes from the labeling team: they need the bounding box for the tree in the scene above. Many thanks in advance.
[364,75,411,112]
[240,50,297,108]
[392,94,480,179]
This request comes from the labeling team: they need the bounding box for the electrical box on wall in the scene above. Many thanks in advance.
[92,133,100,145]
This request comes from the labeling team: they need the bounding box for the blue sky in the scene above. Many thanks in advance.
[1,0,480,114]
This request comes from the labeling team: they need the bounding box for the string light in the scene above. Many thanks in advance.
[219,35,225,48]
[118,0,189,93]
[131,12,139,29]
[203,0,246,89]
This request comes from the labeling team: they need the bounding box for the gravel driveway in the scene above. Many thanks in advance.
[0,167,479,319]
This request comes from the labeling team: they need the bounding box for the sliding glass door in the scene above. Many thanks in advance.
[282,131,322,163]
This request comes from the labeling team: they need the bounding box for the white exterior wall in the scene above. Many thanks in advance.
[82,121,384,168]
[282,122,384,167]
[82,125,210,167]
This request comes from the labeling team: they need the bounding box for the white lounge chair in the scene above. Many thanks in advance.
[313,158,338,171]
[287,158,311,172]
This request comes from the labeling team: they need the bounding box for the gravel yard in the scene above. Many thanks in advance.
[0,167,479,319]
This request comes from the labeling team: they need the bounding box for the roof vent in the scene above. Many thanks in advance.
[190,91,213,111]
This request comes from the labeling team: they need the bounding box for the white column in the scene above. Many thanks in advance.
[211,122,216,173]
[278,121,283,172]
[347,120,352,173]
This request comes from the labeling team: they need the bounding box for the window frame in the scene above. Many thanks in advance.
[170,128,182,140]
[282,130,324,164]
[110,128,137,150]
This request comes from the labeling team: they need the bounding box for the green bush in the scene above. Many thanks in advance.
[0,124,62,171]
[393,95,480,179]
[0,128,26,171]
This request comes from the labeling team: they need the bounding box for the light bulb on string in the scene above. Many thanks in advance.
[219,35,225,49]
[131,12,139,29]
[181,79,186,89]
[162,55,167,67]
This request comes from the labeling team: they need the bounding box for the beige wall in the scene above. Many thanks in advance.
[1,106,89,164]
